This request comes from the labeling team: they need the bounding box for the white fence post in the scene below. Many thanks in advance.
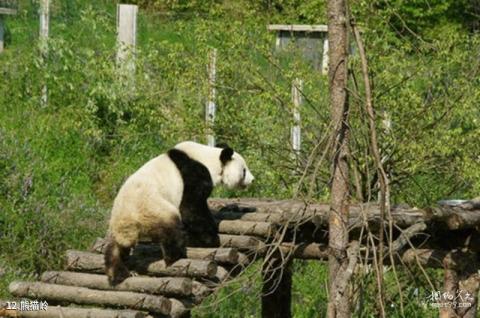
[205,48,217,147]
[0,16,4,53]
[116,4,137,89]
[39,0,49,107]
[321,39,329,75]
[291,78,303,154]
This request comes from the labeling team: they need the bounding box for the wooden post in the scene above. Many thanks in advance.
[440,268,459,318]
[327,0,351,317]
[39,0,49,107]
[205,48,217,147]
[321,38,329,75]
[275,32,281,49]
[261,256,292,318]
[291,78,303,154]
[0,16,4,53]
[440,258,480,318]
[39,0,49,41]
[116,4,137,89]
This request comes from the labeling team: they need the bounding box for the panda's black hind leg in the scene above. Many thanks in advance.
[104,240,131,285]
[155,219,187,266]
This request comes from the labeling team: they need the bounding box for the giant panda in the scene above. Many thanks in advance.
[105,141,254,285]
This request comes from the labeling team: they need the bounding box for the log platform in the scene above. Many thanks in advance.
[3,198,480,317]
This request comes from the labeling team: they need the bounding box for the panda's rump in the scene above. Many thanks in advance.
[110,185,182,245]
[137,194,181,234]
[109,154,184,245]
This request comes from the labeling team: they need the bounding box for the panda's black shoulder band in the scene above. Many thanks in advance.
[167,148,190,165]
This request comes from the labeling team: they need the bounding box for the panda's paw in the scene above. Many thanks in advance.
[109,267,131,286]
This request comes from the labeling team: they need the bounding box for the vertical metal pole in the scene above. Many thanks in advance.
[291,78,303,154]
[39,0,49,107]
[39,0,49,41]
[0,16,4,53]
[116,4,137,89]
[205,48,217,147]
[275,31,281,49]
[321,38,329,75]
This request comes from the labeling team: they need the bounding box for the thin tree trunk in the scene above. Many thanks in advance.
[327,0,351,317]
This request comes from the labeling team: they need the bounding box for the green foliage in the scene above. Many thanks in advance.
[348,23,480,206]
[130,0,221,15]
[356,0,477,36]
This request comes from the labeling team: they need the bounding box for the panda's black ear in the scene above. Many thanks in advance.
[220,147,234,165]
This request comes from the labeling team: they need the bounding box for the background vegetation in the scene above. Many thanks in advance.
[0,0,479,316]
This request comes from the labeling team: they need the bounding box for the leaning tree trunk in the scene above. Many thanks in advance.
[326,0,352,317]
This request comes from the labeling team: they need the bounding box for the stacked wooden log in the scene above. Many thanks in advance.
[3,198,480,318]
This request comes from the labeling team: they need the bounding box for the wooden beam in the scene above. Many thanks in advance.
[0,302,151,318]
[219,234,266,251]
[211,198,426,228]
[0,8,17,15]
[267,24,328,32]
[192,281,212,304]
[9,281,171,315]
[218,220,273,237]
[170,298,192,318]
[401,249,478,270]
[279,242,329,259]
[433,207,480,230]
[40,271,192,296]
[91,237,243,265]
[65,250,218,279]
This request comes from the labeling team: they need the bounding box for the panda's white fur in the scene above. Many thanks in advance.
[105,141,253,284]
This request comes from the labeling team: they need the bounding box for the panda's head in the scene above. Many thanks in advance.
[218,145,254,190]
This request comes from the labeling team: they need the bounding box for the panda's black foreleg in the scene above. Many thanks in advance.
[183,200,220,248]
[104,240,131,286]
[200,199,220,247]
